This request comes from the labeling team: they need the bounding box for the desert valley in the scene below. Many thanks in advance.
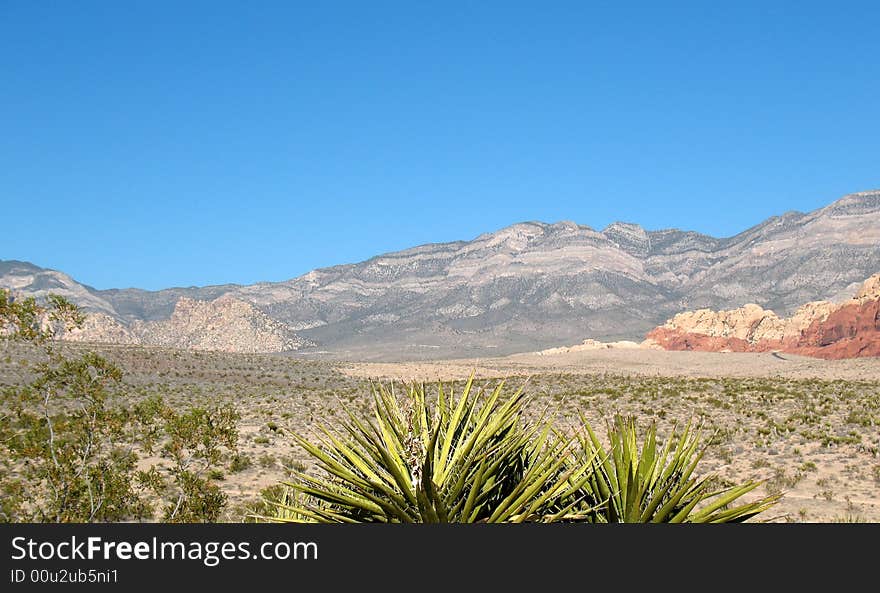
[2,190,879,523]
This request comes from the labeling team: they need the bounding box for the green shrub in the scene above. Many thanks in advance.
[230,453,253,473]
[1,292,244,524]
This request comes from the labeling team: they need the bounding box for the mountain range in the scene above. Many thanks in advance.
[2,189,879,359]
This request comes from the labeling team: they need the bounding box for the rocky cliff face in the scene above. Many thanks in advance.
[645,273,880,359]
[4,190,880,359]
[792,282,880,359]
[62,313,139,345]
[61,295,312,353]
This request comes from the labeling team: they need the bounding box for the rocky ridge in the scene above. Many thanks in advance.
[3,190,880,359]
[62,295,312,353]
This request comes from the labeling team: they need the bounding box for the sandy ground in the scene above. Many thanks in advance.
[341,348,880,382]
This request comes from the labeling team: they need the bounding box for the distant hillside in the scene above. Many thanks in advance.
[3,190,879,359]
[61,295,313,354]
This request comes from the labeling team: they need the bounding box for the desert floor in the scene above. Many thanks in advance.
[3,343,878,522]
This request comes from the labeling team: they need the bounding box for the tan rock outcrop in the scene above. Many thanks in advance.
[659,304,785,343]
[535,338,643,355]
[63,313,138,345]
[855,273,880,301]
[60,295,313,353]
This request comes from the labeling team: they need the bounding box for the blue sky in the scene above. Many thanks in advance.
[2,1,879,290]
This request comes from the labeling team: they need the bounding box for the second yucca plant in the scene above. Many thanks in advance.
[574,415,781,523]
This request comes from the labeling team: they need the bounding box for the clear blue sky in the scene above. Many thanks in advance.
[2,1,879,290]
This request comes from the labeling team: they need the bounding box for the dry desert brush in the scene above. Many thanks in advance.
[0,290,241,523]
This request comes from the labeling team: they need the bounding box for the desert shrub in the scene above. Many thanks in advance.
[136,396,240,523]
[0,291,153,522]
[0,290,241,523]
[230,453,253,473]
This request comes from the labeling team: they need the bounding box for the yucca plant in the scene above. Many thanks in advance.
[574,415,780,523]
[254,376,598,523]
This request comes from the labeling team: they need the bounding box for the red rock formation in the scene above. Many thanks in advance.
[644,273,880,360]
[792,299,880,359]
[644,328,770,353]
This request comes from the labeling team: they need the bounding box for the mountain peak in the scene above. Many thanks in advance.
[602,221,646,233]
[824,189,880,216]
[475,221,548,249]
[0,259,46,276]
[601,221,650,255]
[550,220,581,231]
